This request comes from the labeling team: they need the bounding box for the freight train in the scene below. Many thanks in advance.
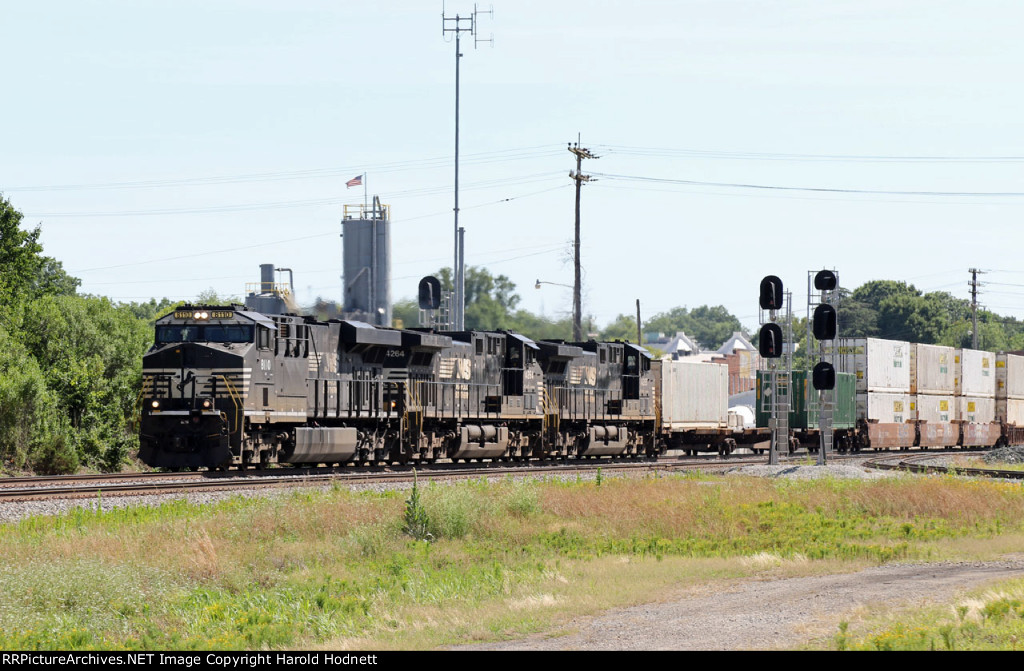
[756,338,1024,453]
[137,303,1019,470]
[139,304,737,470]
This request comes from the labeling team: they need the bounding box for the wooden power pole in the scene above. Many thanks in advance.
[569,138,597,341]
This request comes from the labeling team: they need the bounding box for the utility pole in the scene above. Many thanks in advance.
[442,4,493,331]
[636,299,642,345]
[569,137,597,341]
[969,268,984,349]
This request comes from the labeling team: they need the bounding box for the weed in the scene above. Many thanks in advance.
[403,470,433,542]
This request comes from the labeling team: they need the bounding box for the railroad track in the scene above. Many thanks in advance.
[863,453,1024,480]
[0,453,775,502]
[0,450,902,503]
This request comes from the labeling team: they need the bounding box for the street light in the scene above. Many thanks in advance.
[535,279,580,339]
[535,279,573,290]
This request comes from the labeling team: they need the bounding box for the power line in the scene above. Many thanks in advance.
[3,145,559,193]
[595,144,1024,163]
[592,172,1024,199]
[26,173,564,219]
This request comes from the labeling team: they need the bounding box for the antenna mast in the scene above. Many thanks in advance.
[442,3,493,331]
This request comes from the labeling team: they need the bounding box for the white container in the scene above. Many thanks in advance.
[956,396,996,423]
[915,394,955,424]
[857,392,912,424]
[837,338,911,393]
[654,359,729,429]
[911,344,956,395]
[997,397,1024,425]
[996,353,1024,400]
[956,349,996,397]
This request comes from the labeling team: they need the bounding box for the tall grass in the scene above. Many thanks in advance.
[1,473,1024,649]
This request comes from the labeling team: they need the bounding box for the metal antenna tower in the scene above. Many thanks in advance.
[442,3,493,331]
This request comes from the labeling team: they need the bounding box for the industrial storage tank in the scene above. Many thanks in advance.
[341,199,391,327]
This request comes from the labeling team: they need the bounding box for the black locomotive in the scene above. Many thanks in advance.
[138,305,657,470]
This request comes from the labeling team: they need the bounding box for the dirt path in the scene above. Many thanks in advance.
[455,559,1024,650]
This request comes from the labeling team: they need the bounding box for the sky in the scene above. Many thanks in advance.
[3,1,1024,335]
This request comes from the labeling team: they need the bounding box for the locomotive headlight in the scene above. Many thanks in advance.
[200,311,209,320]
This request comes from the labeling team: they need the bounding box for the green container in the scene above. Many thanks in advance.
[756,370,856,430]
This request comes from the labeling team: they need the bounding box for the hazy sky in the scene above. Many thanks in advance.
[3,1,1023,333]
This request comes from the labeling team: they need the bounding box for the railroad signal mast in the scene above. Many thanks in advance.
[758,275,792,465]
[807,269,839,466]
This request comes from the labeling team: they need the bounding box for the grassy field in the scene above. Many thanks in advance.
[2,470,1024,650]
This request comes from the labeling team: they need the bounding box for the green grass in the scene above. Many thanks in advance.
[832,578,1024,650]
[1,472,1024,649]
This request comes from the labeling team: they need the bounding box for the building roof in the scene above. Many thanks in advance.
[717,331,755,355]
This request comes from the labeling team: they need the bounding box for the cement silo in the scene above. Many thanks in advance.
[341,196,391,326]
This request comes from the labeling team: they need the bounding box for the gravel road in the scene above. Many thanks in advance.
[456,558,1024,651]
[456,462,1024,651]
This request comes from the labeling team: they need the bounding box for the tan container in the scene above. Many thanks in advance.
[915,394,955,424]
[996,397,1024,426]
[837,338,911,393]
[996,353,1024,400]
[956,396,996,423]
[955,349,996,397]
[655,359,729,429]
[910,344,955,395]
[857,392,912,424]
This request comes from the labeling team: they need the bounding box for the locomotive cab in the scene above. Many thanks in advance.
[139,306,269,469]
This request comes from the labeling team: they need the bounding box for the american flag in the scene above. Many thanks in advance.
[346,175,363,188]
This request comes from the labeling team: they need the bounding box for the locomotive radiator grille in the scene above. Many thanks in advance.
[143,368,252,398]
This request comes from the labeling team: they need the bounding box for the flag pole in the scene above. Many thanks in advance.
[363,173,367,213]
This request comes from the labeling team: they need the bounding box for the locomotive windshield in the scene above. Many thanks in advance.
[156,324,255,344]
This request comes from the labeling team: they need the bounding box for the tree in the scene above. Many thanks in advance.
[600,314,640,342]
[434,266,522,330]
[643,305,744,350]
[0,195,79,328]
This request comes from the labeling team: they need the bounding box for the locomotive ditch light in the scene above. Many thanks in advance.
[759,275,784,311]
[151,400,161,409]
[202,399,212,409]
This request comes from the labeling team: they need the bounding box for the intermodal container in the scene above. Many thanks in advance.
[789,370,857,430]
[836,338,911,393]
[955,348,996,397]
[654,359,729,429]
[857,391,912,424]
[956,396,996,423]
[910,344,955,395]
[914,394,955,424]
[996,353,1024,400]
[997,397,1024,426]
